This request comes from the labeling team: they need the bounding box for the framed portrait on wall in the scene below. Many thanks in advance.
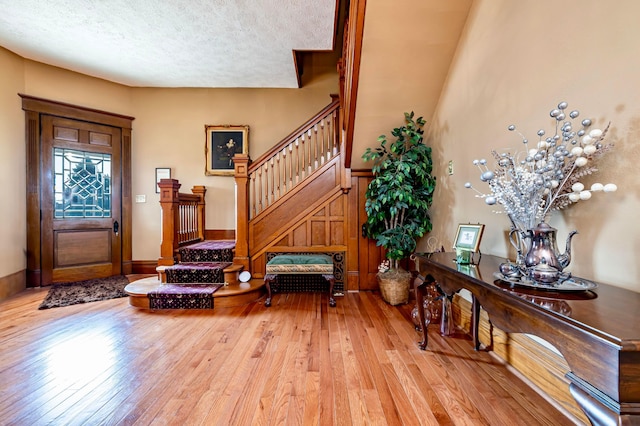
[205,124,249,176]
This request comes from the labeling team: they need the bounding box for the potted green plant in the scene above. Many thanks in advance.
[362,112,436,305]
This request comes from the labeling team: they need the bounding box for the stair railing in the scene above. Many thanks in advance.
[249,97,340,219]
[158,179,206,266]
[233,97,342,269]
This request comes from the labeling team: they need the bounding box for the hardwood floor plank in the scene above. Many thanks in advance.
[0,287,577,425]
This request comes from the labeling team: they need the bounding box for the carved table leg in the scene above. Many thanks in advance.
[472,295,481,350]
[414,273,432,350]
[264,274,276,307]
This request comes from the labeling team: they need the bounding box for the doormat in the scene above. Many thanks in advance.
[147,284,223,309]
[38,275,130,310]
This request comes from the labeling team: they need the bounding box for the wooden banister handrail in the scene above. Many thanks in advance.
[248,98,340,174]
[158,179,207,266]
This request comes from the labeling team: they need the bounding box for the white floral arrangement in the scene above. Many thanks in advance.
[377,259,391,274]
[465,101,616,233]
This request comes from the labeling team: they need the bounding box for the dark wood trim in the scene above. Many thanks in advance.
[19,94,134,128]
[25,110,41,287]
[340,0,366,168]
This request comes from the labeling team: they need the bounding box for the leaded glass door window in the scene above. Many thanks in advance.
[53,148,112,219]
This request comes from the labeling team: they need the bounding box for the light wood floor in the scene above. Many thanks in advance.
[0,283,577,425]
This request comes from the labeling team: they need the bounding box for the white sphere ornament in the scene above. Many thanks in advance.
[571,147,584,156]
[464,182,472,188]
[575,157,588,167]
[569,193,580,202]
[589,129,603,138]
[590,183,604,192]
[581,135,594,146]
[485,196,497,205]
[572,182,585,192]
[604,183,618,193]
[583,145,597,155]
[579,191,592,200]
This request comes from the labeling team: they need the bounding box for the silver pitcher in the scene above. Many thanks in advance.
[523,222,578,272]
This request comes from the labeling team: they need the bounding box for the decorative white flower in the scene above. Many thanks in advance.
[465,102,616,233]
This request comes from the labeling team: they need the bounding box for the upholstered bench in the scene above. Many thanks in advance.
[264,254,336,307]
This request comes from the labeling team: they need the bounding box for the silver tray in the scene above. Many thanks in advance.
[493,272,597,292]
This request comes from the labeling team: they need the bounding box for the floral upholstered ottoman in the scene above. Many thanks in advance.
[264,254,336,307]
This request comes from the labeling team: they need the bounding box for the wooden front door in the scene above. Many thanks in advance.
[22,94,134,287]
[41,116,122,283]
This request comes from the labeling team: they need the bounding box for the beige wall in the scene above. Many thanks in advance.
[130,72,338,259]
[0,50,338,278]
[350,0,472,170]
[0,48,26,280]
[424,0,640,291]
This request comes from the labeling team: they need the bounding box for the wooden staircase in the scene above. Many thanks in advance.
[126,239,263,309]
[126,97,350,309]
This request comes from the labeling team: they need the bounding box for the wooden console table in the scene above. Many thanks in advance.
[412,252,640,426]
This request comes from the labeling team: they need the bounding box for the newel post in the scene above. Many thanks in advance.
[233,153,251,271]
[191,185,207,242]
[158,179,181,266]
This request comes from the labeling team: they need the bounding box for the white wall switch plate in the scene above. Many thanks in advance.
[135,195,146,203]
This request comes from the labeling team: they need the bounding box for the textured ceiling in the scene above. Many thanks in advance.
[0,0,337,88]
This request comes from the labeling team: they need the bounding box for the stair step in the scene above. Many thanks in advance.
[163,261,231,284]
[147,283,224,309]
[125,277,266,309]
[179,240,235,263]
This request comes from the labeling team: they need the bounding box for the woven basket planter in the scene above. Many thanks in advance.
[377,268,411,305]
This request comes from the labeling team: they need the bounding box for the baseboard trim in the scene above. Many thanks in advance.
[132,260,158,275]
[0,269,26,301]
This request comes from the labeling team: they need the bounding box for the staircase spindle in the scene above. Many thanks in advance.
[295,139,300,184]
[275,153,281,199]
[257,167,264,214]
[269,159,275,205]
[251,174,257,218]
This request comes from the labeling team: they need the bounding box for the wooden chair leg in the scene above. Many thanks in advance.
[323,274,336,307]
[264,274,276,307]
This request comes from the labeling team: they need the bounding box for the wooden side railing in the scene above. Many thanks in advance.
[158,179,206,266]
[246,97,340,219]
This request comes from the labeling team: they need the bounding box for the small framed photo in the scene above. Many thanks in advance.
[205,124,249,176]
[453,224,485,253]
[155,167,171,193]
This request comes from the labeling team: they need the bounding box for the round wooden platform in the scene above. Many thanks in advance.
[124,277,267,309]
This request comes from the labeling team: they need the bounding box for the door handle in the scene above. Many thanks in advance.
[113,220,119,236]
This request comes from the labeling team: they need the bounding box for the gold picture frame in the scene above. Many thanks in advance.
[205,124,249,176]
[453,223,485,253]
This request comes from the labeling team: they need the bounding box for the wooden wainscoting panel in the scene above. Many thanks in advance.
[310,221,326,245]
[453,295,587,424]
[292,224,308,246]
